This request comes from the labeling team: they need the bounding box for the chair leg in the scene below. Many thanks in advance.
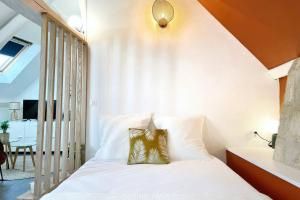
[5,145,9,169]
[29,146,35,167]
[8,143,13,167]
[0,165,3,181]
[23,147,26,172]
[13,147,19,169]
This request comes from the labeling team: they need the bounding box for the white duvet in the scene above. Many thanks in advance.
[42,157,270,200]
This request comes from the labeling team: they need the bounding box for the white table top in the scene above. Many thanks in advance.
[10,139,36,147]
[227,147,300,188]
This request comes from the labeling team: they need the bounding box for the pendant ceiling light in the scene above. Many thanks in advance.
[152,0,174,28]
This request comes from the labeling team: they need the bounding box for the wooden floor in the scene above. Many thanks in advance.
[0,178,33,200]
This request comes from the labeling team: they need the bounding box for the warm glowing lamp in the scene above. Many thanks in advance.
[267,120,279,134]
[152,0,174,28]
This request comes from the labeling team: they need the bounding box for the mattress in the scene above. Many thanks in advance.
[41,157,270,200]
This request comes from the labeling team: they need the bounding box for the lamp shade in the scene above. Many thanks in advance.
[152,0,174,28]
[267,120,279,133]
[9,102,20,110]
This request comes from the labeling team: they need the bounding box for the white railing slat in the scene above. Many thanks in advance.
[53,27,65,184]
[61,32,72,180]
[69,37,77,172]
[34,14,48,198]
[44,20,57,191]
[75,41,83,169]
[81,44,88,158]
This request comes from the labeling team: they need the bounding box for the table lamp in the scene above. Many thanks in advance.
[9,102,20,121]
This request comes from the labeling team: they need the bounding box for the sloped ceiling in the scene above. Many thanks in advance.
[0,1,15,28]
[198,0,300,69]
[0,1,40,101]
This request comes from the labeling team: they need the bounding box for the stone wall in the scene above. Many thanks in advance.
[274,58,300,169]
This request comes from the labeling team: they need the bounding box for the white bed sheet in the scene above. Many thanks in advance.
[42,157,270,200]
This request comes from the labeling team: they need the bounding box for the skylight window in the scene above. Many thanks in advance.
[0,37,32,72]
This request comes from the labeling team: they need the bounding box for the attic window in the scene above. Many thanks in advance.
[0,37,32,72]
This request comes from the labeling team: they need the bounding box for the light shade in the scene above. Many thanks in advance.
[267,120,280,133]
[9,102,20,110]
[152,0,174,28]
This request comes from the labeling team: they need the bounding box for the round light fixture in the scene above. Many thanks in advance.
[152,0,174,28]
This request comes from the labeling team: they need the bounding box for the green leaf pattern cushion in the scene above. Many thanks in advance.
[128,128,170,164]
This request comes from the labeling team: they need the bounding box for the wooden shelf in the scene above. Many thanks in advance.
[227,147,300,200]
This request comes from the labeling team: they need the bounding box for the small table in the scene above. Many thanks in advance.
[11,140,36,171]
[2,139,19,169]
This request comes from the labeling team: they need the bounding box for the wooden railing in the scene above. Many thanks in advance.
[34,13,88,199]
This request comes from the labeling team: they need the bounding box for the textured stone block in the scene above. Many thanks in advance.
[274,58,300,170]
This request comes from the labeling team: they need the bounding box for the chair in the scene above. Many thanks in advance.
[0,141,7,181]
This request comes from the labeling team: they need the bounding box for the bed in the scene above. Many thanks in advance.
[42,157,269,200]
[42,114,271,200]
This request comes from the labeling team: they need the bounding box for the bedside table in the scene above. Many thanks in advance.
[226,147,300,200]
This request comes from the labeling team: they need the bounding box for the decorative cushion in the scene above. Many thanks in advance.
[128,128,170,164]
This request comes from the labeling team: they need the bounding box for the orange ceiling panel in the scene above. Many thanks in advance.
[197,0,300,69]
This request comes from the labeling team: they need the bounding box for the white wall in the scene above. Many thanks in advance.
[0,103,9,122]
[86,0,279,160]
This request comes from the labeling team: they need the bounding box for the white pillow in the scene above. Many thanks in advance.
[153,115,210,160]
[95,113,152,160]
